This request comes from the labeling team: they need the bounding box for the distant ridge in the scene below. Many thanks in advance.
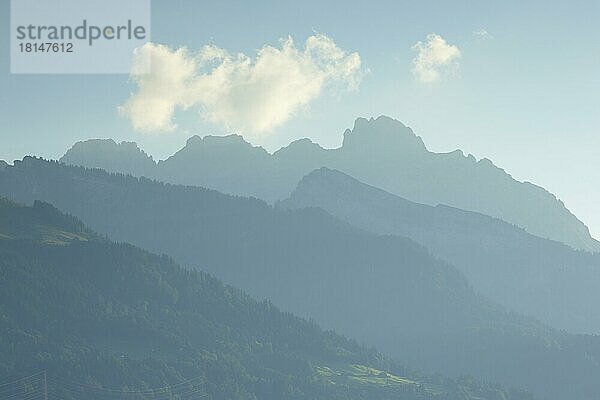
[61,138,156,177]
[280,167,600,333]
[59,116,600,252]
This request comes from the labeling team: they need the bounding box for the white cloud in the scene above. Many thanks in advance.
[119,34,363,135]
[411,33,461,83]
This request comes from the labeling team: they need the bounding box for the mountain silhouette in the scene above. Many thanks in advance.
[2,157,600,400]
[60,116,600,252]
[280,167,600,333]
[61,138,156,177]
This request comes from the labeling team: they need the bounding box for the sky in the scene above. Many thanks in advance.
[0,0,599,237]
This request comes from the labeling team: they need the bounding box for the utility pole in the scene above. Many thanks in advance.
[44,370,48,400]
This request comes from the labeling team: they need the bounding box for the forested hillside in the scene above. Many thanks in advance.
[0,199,527,400]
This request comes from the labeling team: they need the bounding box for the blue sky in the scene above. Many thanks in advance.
[1,0,599,236]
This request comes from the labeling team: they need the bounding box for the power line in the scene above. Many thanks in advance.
[0,371,44,388]
[48,375,208,400]
[1,371,209,399]
[0,371,45,400]
[49,374,205,394]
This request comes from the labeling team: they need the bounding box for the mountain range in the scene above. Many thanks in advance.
[279,167,600,333]
[2,157,600,400]
[60,116,600,252]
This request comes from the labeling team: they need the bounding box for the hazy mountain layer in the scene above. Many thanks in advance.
[2,158,600,400]
[60,116,600,252]
[2,197,523,400]
[280,167,600,333]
